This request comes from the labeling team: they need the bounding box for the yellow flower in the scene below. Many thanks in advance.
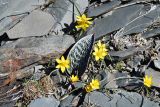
[93,47,107,61]
[90,79,100,90]
[143,75,153,88]
[76,14,92,31]
[85,85,92,92]
[56,56,70,73]
[93,40,108,61]
[97,40,107,51]
[70,75,79,83]
[85,79,100,92]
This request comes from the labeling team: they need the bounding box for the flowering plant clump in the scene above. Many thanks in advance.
[85,79,100,92]
[70,75,79,83]
[93,40,108,61]
[16,3,160,106]
[143,75,153,88]
[76,14,92,31]
[56,56,70,73]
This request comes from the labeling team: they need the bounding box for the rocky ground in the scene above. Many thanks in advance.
[0,0,160,107]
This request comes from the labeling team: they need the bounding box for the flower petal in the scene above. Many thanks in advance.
[76,15,81,19]
[56,65,61,69]
[82,14,86,19]
[95,56,99,61]
[66,65,70,69]
[61,66,66,73]
[56,58,61,63]
[87,17,92,20]
[61,56,65,62]
[66,59,70,64]
[97,40,102,47]
[94,47,98,52]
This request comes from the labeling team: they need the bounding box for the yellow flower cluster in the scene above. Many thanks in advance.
[93,40,108,61]
[76,14,92,31]
[56,56,79,83]
[55,50,153,94]
[85,79,100,92]
[143,75,153,88]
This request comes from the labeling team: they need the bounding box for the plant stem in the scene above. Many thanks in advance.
[60,87,82,101]
[69,0,81,15]
[108,54,113,62]
[99,60,103,70]
[49,69,58,77]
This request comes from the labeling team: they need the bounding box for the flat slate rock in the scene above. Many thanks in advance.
[84,91,159,107]
[143,28,160,38]
[6,10,55,38]
[29,97,60,107]
[122,5,160,36]
[0,35,75,73]
[0,0,45,35]
[106,71,134,89]
[154,59,160,70]
[114,72,129,87]
[145,68,160,88]
[0,0,45,20]
[2,35,75,55]
[87,0,121,17]
[93,4,144,39]
[48,0,88,35]
[84,91,111,106]
[109,47,145,61]
[59,94,75,107]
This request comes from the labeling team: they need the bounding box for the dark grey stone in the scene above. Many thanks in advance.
[142,99,160,107]
[106,71,131,88]
[84,91,159,107]
[115,72,129,87]
[87,0,121,17]
[0,15,26,36]
[109,47,145,61]
[122,5,160,36]
[1,35,75,56]
[0,0,45,35]
[6,10,55,38]
[0,0,45,20]
[0,35,75,73]
[29,97,60,107]
[84,91,111,106]
[127,55,143,68]
[111,92,143,107]
[143,28,160,38]
[93,4,144,39]
[0,101,16,107]
[60,94,75,107]
[145,68,160,88]
[154,60,160,70]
